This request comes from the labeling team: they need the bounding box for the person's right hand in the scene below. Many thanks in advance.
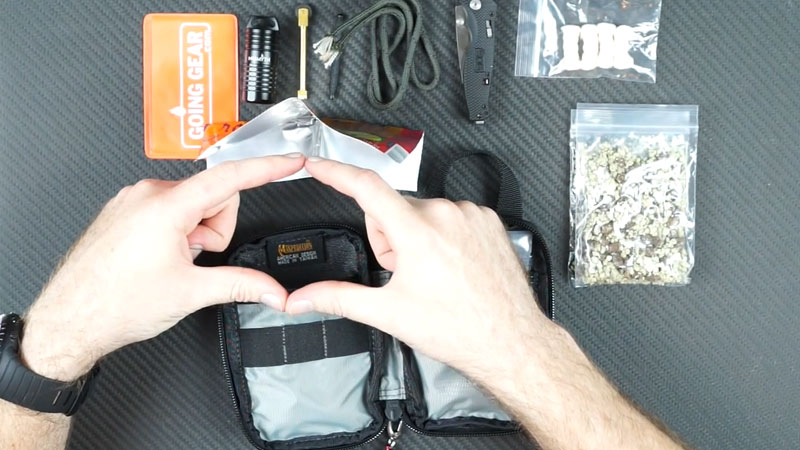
[286,158,552,381]
[289,160,688,450]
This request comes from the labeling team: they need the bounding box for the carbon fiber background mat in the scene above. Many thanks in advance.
[1,0,799,449]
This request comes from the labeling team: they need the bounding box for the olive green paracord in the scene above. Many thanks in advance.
[313,0,440,110]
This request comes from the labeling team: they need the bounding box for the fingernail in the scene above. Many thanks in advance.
[306,156,324,163]
[285,152,304,158]
[261,294,284,311]
[190,244,204,251]
[287,300,314,315]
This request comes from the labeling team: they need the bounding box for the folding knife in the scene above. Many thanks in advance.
[455,0,496,124]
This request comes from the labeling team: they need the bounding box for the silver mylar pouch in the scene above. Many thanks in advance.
[507,230,533,273]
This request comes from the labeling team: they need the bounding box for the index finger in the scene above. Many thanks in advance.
[170,154,306,212]
[304,157,419,232]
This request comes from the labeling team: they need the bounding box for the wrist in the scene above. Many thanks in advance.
[20,311,98,382]
[471,313,562,395]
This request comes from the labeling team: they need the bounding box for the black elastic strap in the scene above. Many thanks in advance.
[431,152,523,220]
[239,319,370,367]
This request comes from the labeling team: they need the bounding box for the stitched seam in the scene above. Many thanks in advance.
[281,325,288,364]
[321,319,329,358]
[379,387,406,399]
[381,388,403,394]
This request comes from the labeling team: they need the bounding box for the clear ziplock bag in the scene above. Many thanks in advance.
[570,104,699,287]
[515,0,662,82]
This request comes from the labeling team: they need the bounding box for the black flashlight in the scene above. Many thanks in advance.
[242,16,280,104]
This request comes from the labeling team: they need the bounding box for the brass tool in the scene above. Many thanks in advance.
[296,5,311,99]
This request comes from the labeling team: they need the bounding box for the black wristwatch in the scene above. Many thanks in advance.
[0,313,98,415]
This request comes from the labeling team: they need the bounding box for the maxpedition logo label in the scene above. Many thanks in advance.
[278,241,314,257]
[169,23,213,149]
[268,236,326,267]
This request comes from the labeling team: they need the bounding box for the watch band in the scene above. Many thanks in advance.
[0,314,98,416]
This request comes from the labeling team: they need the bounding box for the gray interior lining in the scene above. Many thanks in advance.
[380,338,406,401]
[238,303,340,329]
[238,302,375,441]
[245,354,374,442]
[414,352,510,421]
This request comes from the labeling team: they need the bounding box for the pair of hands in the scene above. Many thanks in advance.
[21,155,547,384]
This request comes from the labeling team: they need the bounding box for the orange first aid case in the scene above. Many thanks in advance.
[143,14,239,159]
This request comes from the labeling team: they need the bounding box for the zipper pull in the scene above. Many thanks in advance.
[384,400,403,449]
[385,419,403,450]
[384,399,402,422]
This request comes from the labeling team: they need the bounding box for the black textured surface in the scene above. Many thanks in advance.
[1,1,799,449]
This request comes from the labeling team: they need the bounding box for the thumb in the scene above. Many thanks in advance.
[187,266,288,311]
[286,281,394,331]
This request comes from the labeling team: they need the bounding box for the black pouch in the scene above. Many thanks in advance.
[217,154,552,449]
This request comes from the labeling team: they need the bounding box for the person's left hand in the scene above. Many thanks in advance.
[20,154,306,381]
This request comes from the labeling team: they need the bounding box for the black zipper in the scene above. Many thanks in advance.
[217,306,264,450]
[337,425,387,450]
[383,412,523,448]
[403,420,523,438]
[378,406,523,448]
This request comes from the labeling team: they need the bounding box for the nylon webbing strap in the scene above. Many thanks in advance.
[239,319,371,367]
[432,152,523,220]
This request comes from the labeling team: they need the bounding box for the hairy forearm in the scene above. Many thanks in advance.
[0,401,70,450]
[477,316,685,450]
